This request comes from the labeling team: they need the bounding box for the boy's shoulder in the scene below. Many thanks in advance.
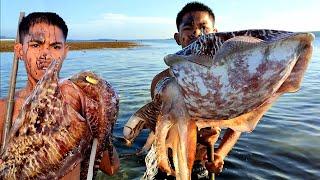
[0,98,7,116]
[0,89,26,120]
[0,97,7,105]
[0,89,24,109]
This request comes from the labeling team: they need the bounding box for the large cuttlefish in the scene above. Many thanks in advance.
[0,60,120,179]
[123,29,314,179]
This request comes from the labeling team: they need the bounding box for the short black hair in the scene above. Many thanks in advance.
[19,12,68,43]
[176,2,215,30]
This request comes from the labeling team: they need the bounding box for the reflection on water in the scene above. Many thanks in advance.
[1,38,319,179]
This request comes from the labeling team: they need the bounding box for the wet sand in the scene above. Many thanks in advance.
[0,40,140,52]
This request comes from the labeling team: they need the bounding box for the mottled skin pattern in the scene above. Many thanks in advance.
[165,30,313,119]
[0,60,119,179]
[175,29,292,57]
[123,30,296,143]
[123,29,314,179]
[166,30,313,120]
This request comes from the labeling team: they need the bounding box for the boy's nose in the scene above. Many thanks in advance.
[41,47,50,58]
[193,28,204,38]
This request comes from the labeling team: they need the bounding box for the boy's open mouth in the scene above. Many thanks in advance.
[36,59,52,70]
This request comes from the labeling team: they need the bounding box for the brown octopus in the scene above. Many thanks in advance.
[123,29,314,179]
[0,60,119,179]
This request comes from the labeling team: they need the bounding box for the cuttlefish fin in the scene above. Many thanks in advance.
[196,92,282,132]
[277,38,313,93]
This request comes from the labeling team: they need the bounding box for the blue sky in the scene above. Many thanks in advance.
[1,0,319,40]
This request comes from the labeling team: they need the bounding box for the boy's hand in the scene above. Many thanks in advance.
[205,153,224,174]
[197,127,221,146]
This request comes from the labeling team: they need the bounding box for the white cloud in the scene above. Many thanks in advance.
[69,13,176,39]
[218,9,320,32]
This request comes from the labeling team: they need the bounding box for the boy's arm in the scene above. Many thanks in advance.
[206,128,241,174]
[216,128,241,158]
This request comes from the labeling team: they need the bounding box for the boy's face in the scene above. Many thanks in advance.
[15,22,68,81]
[174,11,216,48]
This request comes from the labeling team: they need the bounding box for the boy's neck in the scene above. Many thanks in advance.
[20,77,39,98]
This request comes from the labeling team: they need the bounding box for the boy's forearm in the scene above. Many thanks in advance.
[215,129,241,158]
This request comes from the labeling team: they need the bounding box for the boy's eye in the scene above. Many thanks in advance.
[53,45,62,50]
[30,44,39,48]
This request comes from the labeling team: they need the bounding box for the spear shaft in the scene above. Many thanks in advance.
[1,12,25,153]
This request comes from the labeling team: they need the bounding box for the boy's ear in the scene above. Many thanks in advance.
[174,33,181,45]
[14,43,23,60]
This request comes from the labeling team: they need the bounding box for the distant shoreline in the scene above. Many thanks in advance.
[0,40,141,52]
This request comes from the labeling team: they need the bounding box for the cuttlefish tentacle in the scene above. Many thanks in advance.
[123,69,171,154]
[154,77,197,179]
[123,74,165,154]
[123,101,160,147]
[135,131,156,156]
[155,113,174,175]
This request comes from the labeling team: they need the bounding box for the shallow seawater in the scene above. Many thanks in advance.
[0,37,319,180]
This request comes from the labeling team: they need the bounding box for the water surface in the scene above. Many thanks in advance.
[0,38,319,179]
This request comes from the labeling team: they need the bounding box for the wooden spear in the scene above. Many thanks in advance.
[1,12,25,153]
[87,138,98,180]
[207,145,215,180]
